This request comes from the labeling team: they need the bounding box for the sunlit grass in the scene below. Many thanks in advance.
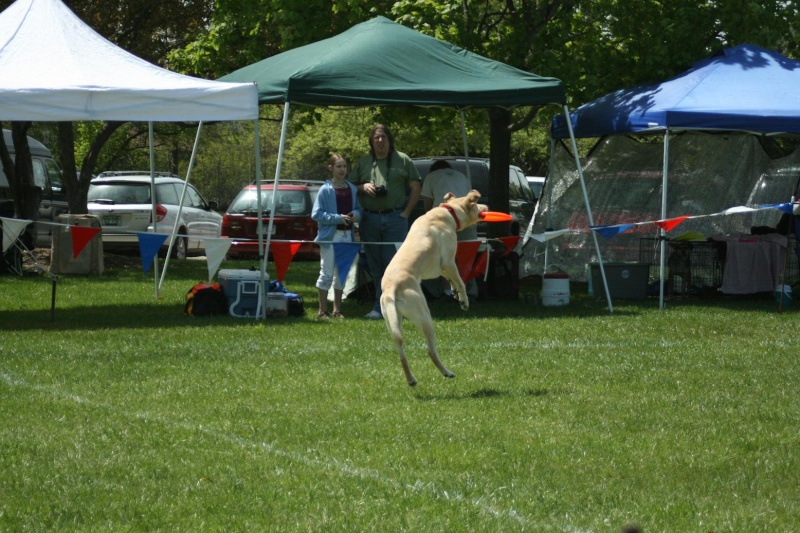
[1,258,799,530]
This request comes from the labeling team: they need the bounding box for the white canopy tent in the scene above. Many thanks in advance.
[0,0,257,122]
[0,0,259,296]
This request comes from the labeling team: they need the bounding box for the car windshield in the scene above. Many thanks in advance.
[229,189,310,215]
[88,182,151,204]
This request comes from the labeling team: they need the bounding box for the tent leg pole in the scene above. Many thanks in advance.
[562,105,613,313]
[253,117,264,319]
[159,122,204,293]
[658,131,670,310]
[459,109,471,182]
[255,116,264,266]
[260,102,291,320]
[148,122,161,299]
[538,137,557,265]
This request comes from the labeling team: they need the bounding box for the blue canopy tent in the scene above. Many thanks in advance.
[550,44,800,308]
[553,44,800,138]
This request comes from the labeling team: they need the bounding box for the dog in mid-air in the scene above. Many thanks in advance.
[380,190,487,386]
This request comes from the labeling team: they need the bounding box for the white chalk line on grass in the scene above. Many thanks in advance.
[1,371,590,532]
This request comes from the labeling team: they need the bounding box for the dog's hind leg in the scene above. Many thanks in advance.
[381,294,418,386]
[406,305,455,380]
[423,320,455,379]
[397,340,418,387]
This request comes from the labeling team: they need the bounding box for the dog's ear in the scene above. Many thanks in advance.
[443,192,455,202]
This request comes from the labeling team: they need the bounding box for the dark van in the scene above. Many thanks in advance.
[0,130,67,247]
[411,156,537,236]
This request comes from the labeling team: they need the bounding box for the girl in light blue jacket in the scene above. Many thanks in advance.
[311,154,361,319]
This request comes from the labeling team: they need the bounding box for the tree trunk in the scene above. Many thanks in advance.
[59,121,124,215]
[488,108,512,238]
[0,122,41,247]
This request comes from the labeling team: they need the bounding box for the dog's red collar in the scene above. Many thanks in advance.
[441,204,460,230]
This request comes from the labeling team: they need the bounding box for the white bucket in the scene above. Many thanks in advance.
[542,274,570,306]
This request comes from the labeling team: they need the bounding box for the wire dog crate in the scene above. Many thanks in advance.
[640,236,800,296]
[638,238,725,296]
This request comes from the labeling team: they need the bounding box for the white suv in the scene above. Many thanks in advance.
[87,172,222,259]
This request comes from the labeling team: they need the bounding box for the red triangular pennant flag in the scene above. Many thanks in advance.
[653,216,690,232]
[270,241,301,282]
[70,225,101,258]
[455,241,481,281]
[497,235,520,256]
[465,247,489,282]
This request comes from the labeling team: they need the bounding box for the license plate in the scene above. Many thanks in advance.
[261,225,277,236]
[103,215,120,226]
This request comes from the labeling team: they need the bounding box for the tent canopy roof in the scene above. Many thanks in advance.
[221,16,564,108]
[0,0,258,121]
[552,44,800,138]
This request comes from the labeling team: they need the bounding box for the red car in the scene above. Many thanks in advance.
[222,181,323,259]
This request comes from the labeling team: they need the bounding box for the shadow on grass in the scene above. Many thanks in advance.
[414,387,550,402]
[424,297,645,320]
[0,303,298,331]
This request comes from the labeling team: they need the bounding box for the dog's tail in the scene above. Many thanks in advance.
[379,290,403,346]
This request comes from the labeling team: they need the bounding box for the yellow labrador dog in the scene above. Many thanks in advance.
[380,190,487,386]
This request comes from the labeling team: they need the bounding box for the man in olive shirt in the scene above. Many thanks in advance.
[349,124,421,319]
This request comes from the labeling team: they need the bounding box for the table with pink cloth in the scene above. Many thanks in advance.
[712,233,787,294]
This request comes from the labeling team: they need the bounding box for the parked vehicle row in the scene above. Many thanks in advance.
[526,176,545,200]
[4,131,539,260]
[0,130,68,248]
[222,180,323,259]
[86,171,223,259]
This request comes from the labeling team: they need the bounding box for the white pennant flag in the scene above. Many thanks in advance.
[204,238,233,281]
[1,217,31,253]
[721,206,755,215]
[530,229,571,243]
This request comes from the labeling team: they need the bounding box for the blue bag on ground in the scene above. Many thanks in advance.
[269,280,305,317]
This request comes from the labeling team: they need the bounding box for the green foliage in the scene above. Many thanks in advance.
[188,120,263,208]
[2,260,800,530]
[12,0,800,210]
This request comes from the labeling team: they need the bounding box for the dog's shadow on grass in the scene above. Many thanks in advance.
[414,387,549,402]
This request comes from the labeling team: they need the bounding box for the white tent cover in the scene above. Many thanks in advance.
[0,0,258,121]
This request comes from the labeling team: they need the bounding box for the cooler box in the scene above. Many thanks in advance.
[218,268,269,318]
[51,214,104,275]
[590,262,650,299]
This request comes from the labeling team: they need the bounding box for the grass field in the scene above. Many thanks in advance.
[1,256,799,531]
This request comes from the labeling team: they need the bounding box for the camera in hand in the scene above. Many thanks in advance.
[375,185,388,197]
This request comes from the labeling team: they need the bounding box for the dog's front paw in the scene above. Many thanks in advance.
[460,300,469,311]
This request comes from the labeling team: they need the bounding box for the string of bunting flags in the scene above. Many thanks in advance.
[529,201,798,243]
[6,200,794,285]
[1,215,520,287]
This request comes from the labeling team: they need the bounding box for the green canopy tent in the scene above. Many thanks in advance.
[223,16,564,107]
[221,16,612,312]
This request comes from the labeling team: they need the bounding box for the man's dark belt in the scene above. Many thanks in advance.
[336,224,350,230]
[364,206,403,214]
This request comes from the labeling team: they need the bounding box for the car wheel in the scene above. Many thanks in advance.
[173,234,188,260]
